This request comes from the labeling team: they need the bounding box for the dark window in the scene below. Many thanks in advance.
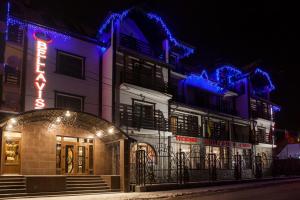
[132,101,155,129]
[56,51,85,79]
[7,24,24,45]
[55,92,84,112]
[4,65,20,85]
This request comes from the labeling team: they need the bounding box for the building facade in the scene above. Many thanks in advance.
[0,1,280,194]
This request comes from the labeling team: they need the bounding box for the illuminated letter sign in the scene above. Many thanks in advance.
[33,32,51,109]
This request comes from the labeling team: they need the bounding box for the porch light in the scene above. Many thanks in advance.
[96,130,104,138]
[7,123,13,129]
[108,127,114,134]
[65,110,71,117]
[56,117,61,123]
[9,118,17,124]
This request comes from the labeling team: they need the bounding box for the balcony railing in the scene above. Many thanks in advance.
[250,99,273,121]
[4,65,20,85]
[120,65,168,93]
[204,122,230,141]
[170,95,237,116]
[119,104,168,131]
[119,33,163,60]
[256,130,272,144]
[170,115,202,137]
[251,110,272,121]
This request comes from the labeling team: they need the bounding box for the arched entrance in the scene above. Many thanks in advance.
[0,108,131,192]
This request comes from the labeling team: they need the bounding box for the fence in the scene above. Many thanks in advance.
[129,142,272,186]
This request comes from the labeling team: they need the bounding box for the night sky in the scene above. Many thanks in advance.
[19,0,300,131]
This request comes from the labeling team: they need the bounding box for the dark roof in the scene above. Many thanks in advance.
[10,0,101,39]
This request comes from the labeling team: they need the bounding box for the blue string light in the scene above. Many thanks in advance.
[182,73,226,94]
[7,16,71,41]
[200,70,208,79]
[254,68,275,92]
[272,105,281,112]
[146,13,194,58]
[97,10,194,58]
[98,10,130,35]
[5,2,10,41]
[215,65,243,87]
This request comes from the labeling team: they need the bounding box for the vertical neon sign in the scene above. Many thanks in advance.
[33,32,51,109]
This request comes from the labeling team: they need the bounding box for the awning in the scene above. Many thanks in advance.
[0,108,131,143]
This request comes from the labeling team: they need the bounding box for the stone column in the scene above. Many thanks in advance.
[119,139,130,192]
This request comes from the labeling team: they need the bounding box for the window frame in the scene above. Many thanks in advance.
[7,24,24,45]
[56,50,86,80]
[54,91,85,112]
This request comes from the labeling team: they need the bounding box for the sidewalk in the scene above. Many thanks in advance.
[9,177,300,200]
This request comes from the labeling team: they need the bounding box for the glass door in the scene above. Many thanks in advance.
[77,144,89,174]
[62,142,76,174]
[61,142,90,175]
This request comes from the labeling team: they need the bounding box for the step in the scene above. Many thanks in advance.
[65,189,112,194]
[0,181,26,186]
[0,188,26,194]
[67,183,108,187]
[0,185,25,189]
[0,178,25,182]
[66,180,105,184]
[0,193,27,199]
[66,186,110,191]
[66,177,102,180]
[66,176,102,178]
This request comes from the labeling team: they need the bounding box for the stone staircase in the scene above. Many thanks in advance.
[66,176,111,194]
[0,176,26,198]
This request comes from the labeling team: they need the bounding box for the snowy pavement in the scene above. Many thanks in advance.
[7,178,300,200]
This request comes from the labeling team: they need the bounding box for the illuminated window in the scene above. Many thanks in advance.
[55,92,84,112]
[5,140,20,164]
[56,50,85,79]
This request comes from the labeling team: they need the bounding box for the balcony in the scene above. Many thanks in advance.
[119,104,168,131]
[120,62,168,93]
[250,99,273,121]
[204,121,230,141]
[251,110,272,121]
[170,115,201,137]
[4,65,20,85]
[119,33,163,61]
[256,130,272,144]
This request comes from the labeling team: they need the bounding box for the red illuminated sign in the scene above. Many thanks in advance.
[33,32,50,109]
[175,135,252,149]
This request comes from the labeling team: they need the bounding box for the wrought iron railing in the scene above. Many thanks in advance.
[170,115,202,137]
[120,67,167,93]
[256,130,272,144]
[119,104,168,131]
[130,142,265,186]
[119,33,158,59]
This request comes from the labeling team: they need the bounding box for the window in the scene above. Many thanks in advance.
[132,100,155,129]
[170,116,178,134]
[7,24,24,45]
[56,51,85,79]
[55,92,84,112]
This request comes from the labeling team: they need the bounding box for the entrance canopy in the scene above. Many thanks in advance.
[0,108,129,143]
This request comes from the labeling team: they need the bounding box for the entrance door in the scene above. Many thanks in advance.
[61,142,89,175]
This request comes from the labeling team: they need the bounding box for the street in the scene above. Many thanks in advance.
[8,178,300,200]
[166,181,299,200]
